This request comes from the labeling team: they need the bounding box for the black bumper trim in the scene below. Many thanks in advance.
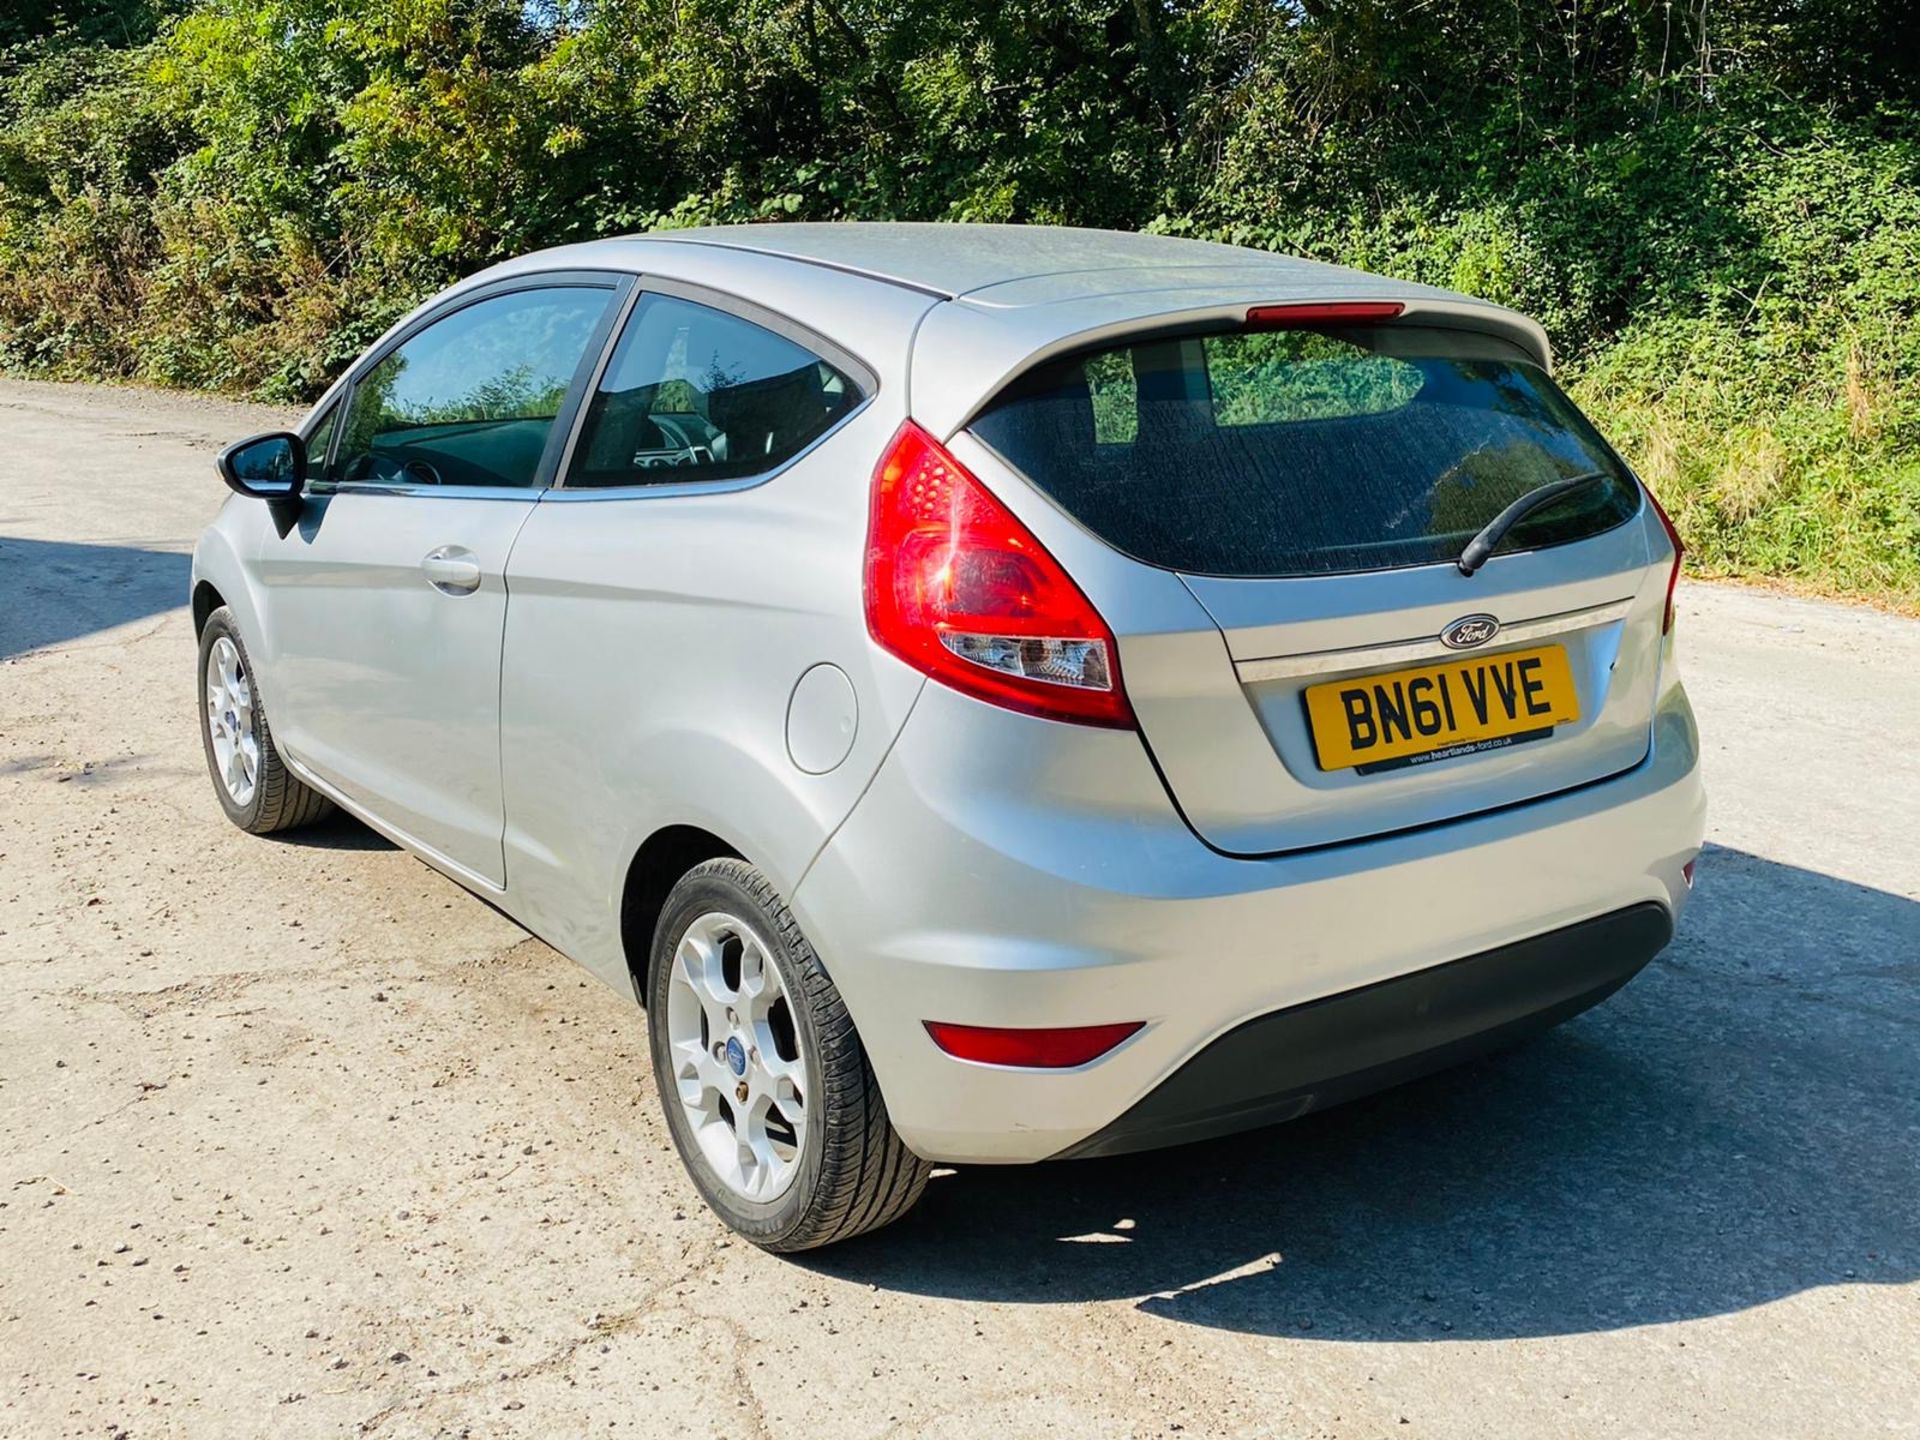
[1053,901,1673,1160]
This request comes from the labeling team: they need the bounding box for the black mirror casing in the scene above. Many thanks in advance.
[216,431,307,536]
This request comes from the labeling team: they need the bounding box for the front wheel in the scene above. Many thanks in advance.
[197,606,333,834]
[647,858,929,1250]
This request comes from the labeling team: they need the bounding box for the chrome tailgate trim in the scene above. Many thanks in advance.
[1234,598,1636,683]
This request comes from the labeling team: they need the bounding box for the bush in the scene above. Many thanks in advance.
[2,0,1916,604]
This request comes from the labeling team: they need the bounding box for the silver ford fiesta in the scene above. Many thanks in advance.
[192,223,1704,1249]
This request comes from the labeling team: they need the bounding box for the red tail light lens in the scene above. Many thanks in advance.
[1245,301,1405,329]
[924,1020,1144,1068]
[864,420,1134,728]
[1643,481,1685,634]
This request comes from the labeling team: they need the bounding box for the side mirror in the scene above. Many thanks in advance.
[216,431,307,535]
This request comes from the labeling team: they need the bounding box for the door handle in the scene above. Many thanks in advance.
[421,545,483,595]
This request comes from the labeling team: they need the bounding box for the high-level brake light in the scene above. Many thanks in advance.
[1244,301,1406,329]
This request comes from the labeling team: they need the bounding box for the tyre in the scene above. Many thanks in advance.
[197,606,333,834]
[647,858,930,1250]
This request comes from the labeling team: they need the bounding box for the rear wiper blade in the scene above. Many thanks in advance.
[1456,470,1611,576]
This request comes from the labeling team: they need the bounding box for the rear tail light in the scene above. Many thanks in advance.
[1642,481,1685,634]
[924,1020,1144,1068]
[865,420,1134,728]
[1245,300,1405,329]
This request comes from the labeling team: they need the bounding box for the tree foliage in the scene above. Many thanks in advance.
[2,0,1916,599]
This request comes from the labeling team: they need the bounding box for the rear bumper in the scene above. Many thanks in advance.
[790,672,1703,1164]
[1053,900,1671,1159]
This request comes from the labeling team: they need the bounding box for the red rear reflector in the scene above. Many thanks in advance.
[1682,858,1697,888]
[1642,481,1685,634]
[865,420,1134,728]
[924,1020,1144,1069]
[1245,301,1405,329]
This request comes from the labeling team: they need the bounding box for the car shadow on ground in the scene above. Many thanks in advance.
[805,843,1919,1341]
[0,536,193,659]
[264,811,400,851]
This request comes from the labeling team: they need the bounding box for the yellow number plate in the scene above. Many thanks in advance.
[1304,644,1580,773]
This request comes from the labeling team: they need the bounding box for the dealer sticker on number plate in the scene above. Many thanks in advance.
[1303,644,1580,774]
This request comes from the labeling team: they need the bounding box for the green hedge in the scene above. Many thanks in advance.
[3,0,1917,603]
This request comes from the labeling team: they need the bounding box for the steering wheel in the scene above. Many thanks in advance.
[338,453,444,487]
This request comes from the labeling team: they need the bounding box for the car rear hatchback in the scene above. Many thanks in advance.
[795,271,1701,1174]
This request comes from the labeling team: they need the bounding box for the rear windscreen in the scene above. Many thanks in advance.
[969,324,1642,577]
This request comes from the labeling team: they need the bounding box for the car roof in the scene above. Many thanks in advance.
[623,222,1347,300]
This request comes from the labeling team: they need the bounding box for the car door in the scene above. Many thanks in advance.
[251,273,627,888]
[494,282,904,980]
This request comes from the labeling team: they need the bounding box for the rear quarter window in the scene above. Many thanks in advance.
[970,324,1641,578]
[566,293,864,488]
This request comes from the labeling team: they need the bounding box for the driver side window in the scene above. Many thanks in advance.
[330,285,614,490]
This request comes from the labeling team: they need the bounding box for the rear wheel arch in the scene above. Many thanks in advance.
[620,824,742,1005]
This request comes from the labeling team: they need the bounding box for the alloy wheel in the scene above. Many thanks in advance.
[204,634,259,807]
[664,912,810,1202]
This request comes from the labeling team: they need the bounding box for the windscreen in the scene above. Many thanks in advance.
[969,324,1642,577]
